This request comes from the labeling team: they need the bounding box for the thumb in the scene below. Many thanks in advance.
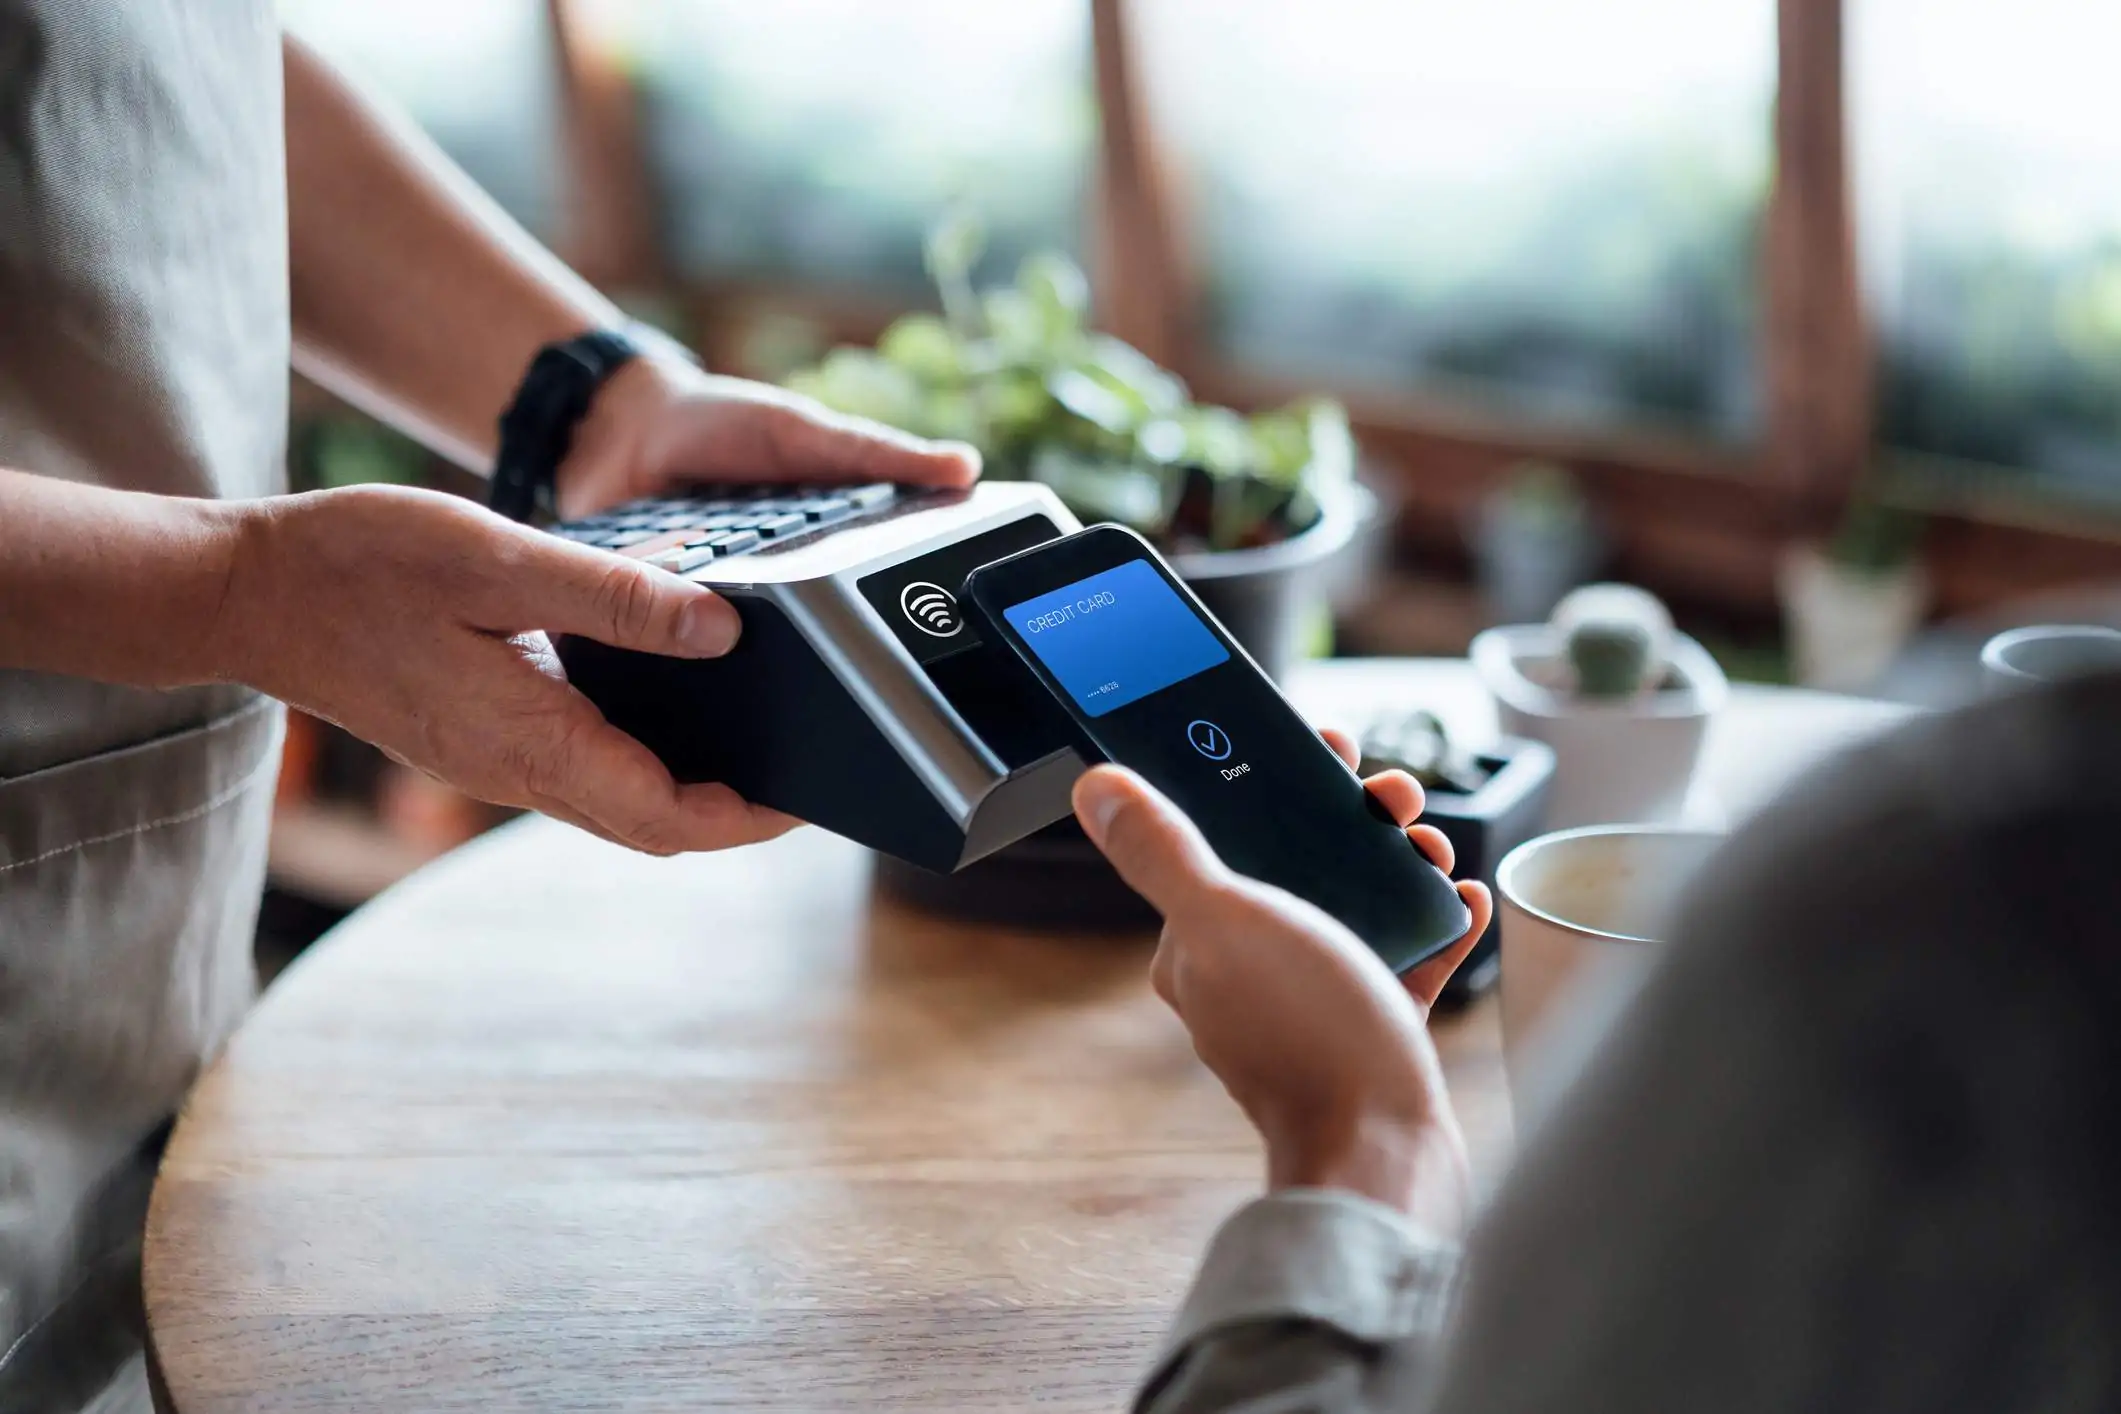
[1074,766,1227,918]
[510,535,743,658]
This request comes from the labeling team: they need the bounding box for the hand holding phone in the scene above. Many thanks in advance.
[965,525,1472,972]
[1071,759,1485,1223]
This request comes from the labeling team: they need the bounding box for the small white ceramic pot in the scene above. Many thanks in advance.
[1471,625,1727,830]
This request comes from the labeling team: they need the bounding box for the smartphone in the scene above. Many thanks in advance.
[964,524,1471,973]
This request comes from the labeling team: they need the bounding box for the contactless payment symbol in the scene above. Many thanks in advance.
[899,581,964,638]
[1187,719,1232,761]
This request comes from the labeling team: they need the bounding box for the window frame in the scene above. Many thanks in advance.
[543,0,2121,618]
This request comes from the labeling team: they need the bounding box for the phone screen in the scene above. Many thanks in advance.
[974,530,1470,973]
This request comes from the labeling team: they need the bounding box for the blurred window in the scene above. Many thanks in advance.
[1138,0,1774,442]
[1854,0,2121,510]
[600,0,1094,293]
[279,0,561,240]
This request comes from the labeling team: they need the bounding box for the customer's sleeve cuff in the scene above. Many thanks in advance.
[1162,1189,1462,1356]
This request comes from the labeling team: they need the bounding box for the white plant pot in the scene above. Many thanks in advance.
[1777,544,1928,693]
[1471,625,1728,830]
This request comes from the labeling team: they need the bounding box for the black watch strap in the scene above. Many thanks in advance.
[489,327,646,524]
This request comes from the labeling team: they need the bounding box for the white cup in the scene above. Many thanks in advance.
[1495,825,1722,1095]
[1980,624,2121,695]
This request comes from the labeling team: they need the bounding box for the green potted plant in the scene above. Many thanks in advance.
[1778,490,1928,692]
[783,211,1372,680]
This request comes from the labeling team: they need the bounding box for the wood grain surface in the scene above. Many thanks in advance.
[145,661,1908,1413]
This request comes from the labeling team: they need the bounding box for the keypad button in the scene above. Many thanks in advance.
[706,529,762,556]
[660,546,720,573]
[796,498,855,522]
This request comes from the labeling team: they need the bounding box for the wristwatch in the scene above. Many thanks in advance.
[488,323,693,524]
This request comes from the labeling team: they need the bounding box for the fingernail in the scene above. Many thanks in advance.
[678,596,740,656]
[936,439,983,479]
[1074,771,1127,846]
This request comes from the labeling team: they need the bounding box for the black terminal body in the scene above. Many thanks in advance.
[553,482,1086,873]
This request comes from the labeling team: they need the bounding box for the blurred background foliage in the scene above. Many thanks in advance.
[281,0,2121,514]
[783,214,1351,552]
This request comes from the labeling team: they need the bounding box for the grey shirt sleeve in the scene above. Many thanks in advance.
[1136,1191,1459,1414]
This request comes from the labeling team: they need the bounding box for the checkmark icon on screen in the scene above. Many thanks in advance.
[1187,720,1232,760]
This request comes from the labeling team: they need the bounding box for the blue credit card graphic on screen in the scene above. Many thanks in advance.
[1002,559,1229,716]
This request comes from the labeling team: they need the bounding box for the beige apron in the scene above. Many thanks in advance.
[0,2,289,1409]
